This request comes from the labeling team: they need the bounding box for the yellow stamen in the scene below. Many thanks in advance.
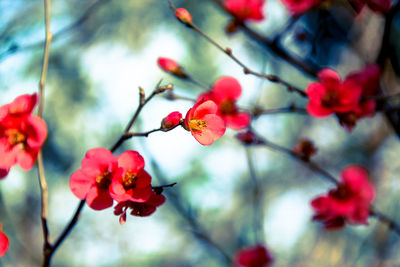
[96,172,112,189]
[6,129,26,146]
[122,172,137,189]
[189,119,207,131]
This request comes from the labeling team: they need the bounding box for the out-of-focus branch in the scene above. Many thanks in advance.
[148,156,233,265]
[0,0,111,62]
[37,0,52,265]
[167,0,308,97]
[210,0,320,77]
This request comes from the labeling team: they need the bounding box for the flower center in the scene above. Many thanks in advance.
[96,172,112,189]
[332,184,351,200]
[122,172,137,190]
[6,129,26,147]
[189,119,207,131]
[321,91,340,108]
[219,100,237,115]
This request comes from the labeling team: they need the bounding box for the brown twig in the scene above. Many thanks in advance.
[37,0,52,265]
[210,0,320,77]
[167,0,307,98]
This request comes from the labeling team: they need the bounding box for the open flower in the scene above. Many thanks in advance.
[198,76,250,130]
[114,192,166,224]
[223,0,266,22]
[280,0,319,14]
[69,148,118,210]
[184,99,226,145]
[110,150,153,203]
[234,244,274,267]
[311,165,375,230]
[306,69,362,117]
[0,223,9,258]
[0,93,47,174]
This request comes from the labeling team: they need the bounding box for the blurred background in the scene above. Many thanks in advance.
[0,0,400,266]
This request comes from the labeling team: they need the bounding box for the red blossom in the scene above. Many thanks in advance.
[223,0,266,22]
[110,151,153,203]
[280,0,319,14]
[114,192,166,224]
[161,111,182,130]
[306,69,362,118]
[0,223,9,258]
[234,244,274,267]
[157,57,187,78]
[175,8,192,24]
[311,165,375,230]
[184,99,226,145]
[198,76,251,130]
[69,148,118,210]
[0,94,47,174]
[336,65,381,130]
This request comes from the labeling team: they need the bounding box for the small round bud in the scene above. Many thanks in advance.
[157,57,187,78]
[293,138,317,161]
[175,8,192,24]
[161,111,183,130]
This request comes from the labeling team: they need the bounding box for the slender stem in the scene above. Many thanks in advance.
[37,0,52,265]
[255,135,400,236]
[110,83,173,152]
[167,0,307,97]
[245,147,263,243]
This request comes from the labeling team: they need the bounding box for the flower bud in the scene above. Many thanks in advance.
[161,111,182,130]
[157,57,187,78]
[293,138,317,161]
[236,130,263,145]
[175,8,192,24]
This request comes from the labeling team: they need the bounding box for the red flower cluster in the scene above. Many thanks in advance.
[306,67,380,130]
[280,0,319,14]
[234,244,274,267]
[0,93,47,178]
[198,76,251,130]
[223,0,266,22]
[184,99,226,145]
[0,223,8,258]
[311,165,375,230]
[70,148,165,222]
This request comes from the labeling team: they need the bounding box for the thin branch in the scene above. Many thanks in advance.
[167,0,307,97]
[244,147,264,243]
[148,156,233,265]
[37,0,52,265]
[110,83,173,152]
[210,0,320,77]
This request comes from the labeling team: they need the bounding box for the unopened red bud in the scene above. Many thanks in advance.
[293,138,317,161]
[236,130,263,145]
[157,57,188,78]
[175,8,192,24]
[161,111,182,130]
